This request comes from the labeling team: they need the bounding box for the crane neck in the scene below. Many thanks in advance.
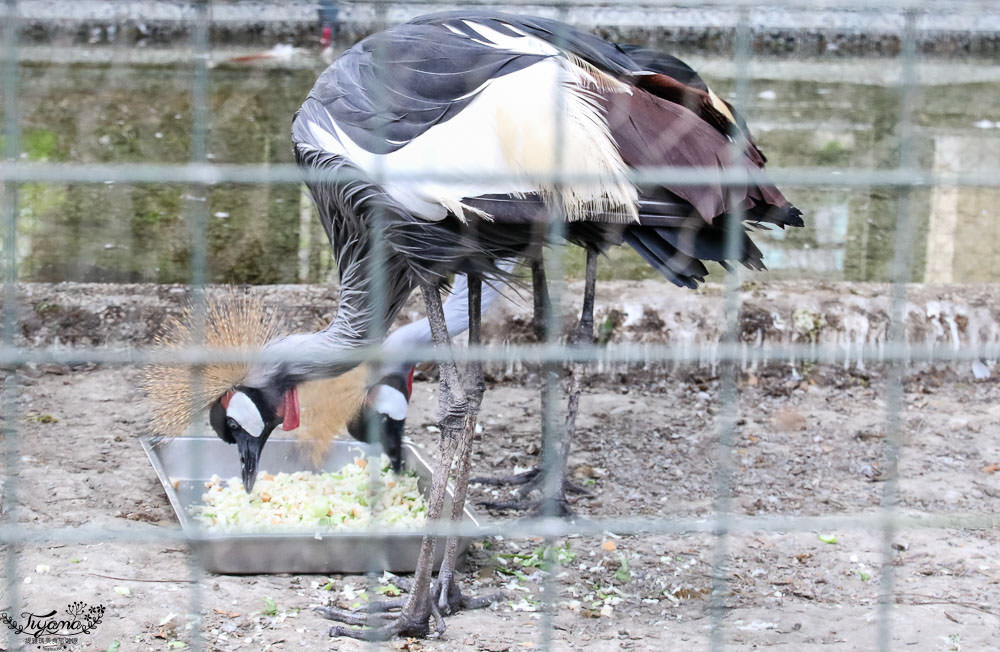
[244,276,412,391]
[242,241,415,396]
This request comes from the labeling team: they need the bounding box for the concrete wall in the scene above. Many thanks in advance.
[10,281,1000,379]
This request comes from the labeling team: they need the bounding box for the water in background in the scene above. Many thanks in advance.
[12,59,328,284]
[7,47,1000,284]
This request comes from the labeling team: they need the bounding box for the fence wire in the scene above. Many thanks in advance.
[2,1,1000,650]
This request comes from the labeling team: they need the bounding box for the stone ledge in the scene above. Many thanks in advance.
[9,282,999,364]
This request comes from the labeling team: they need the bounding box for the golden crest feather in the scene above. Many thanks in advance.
[141,290,367,451]
[141,291,284,437]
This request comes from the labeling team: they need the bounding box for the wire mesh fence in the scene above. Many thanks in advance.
[3,0,1000,649]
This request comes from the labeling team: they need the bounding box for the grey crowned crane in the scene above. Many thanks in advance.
[329,38,802,517]
[204,10,802,640]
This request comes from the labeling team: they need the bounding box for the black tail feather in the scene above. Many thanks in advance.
[655,223,764,269]
[746,202,805,229]
[624,228,705,289]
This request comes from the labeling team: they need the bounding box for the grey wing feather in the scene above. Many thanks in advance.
[411,11,641,78]
[305,24,548,154]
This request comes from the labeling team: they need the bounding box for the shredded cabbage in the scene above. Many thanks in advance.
[192,455,427,532]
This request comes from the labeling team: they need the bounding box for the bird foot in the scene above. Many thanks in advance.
[318,607,435,641]
[471,466,593,497]
[317,575,500,641]
[477,494,581,519]
[432,576,501,616]
[472,467,592,517]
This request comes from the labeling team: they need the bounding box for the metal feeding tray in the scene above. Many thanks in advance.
[141,435,480,574]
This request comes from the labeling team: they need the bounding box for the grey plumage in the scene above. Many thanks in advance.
[308,24,547,154]
[260,10,803,389]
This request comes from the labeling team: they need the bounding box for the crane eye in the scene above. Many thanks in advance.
[226,391,265,437]
[226,416,263,439]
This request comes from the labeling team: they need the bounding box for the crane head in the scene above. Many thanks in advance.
[209,385,300,492]
[345,371,412,472]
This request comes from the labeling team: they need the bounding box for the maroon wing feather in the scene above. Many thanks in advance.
[601,87,796,227]
[632,73,767,168]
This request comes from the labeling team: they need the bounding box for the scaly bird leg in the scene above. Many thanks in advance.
[545,246,599,513]
[475,251,597,517]
[530,257,551,342]
[434,274,502,614]
[323,280,468,640]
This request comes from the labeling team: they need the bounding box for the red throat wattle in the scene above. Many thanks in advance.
[279,386,300,431]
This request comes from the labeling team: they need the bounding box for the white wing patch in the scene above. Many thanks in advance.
[372,385,408,421]
[307,120,346,157]
[488,59,638,222]
[227,391,265,438]
[312,57,637,224]
[457,20,560,57]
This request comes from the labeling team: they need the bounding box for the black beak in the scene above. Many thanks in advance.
[235,430,265,493]
[381,416,405,473]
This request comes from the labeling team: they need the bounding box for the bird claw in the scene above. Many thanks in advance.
[431,577,503,617]
[325,616,430,641]
[472,467,593,498]
[477,495,581,519]
[472,466,592,518]
[319,576,499,640]
[320,605,430,641]
[314,605,398,626]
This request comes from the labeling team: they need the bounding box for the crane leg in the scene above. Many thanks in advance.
[474,249,597,516]
[322,278,496,640]
[551,246,599,509]
[530,257,551,341]
[433,274,502,614]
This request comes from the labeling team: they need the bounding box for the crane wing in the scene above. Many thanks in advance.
[295,18,639,224]
[291,11,803,290]
[307,24,548,155]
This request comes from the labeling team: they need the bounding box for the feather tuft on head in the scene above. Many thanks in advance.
[141,290,283,437]
[141,291,370,459]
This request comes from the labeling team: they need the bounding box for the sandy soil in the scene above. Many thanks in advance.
[3,360,999,652]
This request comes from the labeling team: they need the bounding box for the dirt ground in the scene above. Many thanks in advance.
[3,357,999,652]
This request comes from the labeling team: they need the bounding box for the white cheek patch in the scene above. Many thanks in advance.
[372,385,408,422]
[227,391,265,438]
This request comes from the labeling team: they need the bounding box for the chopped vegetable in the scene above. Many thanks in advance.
[494,542,576,576]
[261,596,278,617]
[817,533,838,545]
[192,455,427,532]
[615,555,632,584]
